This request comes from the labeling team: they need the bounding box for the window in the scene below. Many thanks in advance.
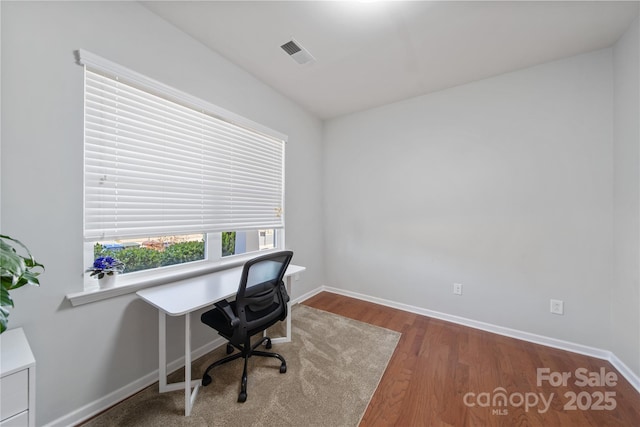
[79,50,286,287]
[93,233,206,273]
[221,229,276,258]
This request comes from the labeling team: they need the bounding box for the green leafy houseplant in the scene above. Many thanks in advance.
[0,234,44,334]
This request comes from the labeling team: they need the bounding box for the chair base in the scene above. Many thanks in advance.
[201,336,286,402]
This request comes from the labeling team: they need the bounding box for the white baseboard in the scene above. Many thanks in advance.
[44,336,226,427]
[49,285,640,426]
[48,292,319,427]
[318,286,640,394]
[608,352,640,393]
[291,286,324,306]
[47,292,321,427]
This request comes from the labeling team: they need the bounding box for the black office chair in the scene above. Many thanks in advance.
[200,250,293,402]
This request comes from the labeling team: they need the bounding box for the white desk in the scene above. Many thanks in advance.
[136,264,305,416]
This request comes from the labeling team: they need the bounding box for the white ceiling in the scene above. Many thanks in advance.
[142,1,639,120]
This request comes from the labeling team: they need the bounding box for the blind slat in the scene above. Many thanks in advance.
[84,67,285,241]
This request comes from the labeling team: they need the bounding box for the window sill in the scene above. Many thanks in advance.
[66,251,277,306]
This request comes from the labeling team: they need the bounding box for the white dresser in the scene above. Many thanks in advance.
[0,328,36,427]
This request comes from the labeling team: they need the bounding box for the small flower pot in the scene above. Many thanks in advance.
[99,273,117,289]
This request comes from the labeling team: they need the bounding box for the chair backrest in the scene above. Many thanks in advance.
[235,251,293,337]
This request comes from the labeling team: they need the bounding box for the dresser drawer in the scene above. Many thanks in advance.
[0,409,29,427]
[0,369,29,421]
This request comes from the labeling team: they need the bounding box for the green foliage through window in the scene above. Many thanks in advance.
[222,232,236,257]
[94,240,205,274]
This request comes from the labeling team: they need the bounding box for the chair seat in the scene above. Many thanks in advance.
[201,304,235,337]
[201,299,284,341]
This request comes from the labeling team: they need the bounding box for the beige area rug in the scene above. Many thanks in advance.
[83,304,400,427]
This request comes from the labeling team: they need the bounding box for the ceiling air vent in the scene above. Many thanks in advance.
[280,38,316,65]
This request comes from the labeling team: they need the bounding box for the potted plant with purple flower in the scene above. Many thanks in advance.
[87,256,125,289]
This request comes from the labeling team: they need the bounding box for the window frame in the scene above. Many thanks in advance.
[76,50,287,295]
[81,229,285,291]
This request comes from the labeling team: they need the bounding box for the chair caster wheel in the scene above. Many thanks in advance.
[226,343,234,354]
[202,374,212,386]
[280,364,287,374]
[265,338,272,349]
[238,392,247,403]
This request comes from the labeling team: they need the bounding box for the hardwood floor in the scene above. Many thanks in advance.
[303,292,640,427]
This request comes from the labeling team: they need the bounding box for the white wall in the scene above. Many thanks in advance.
[612,16,640,376]
[1,2,324,425]
[2,2,638,424]
[324,49,615,351]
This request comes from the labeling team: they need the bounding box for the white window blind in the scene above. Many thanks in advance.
[80,51,285,241]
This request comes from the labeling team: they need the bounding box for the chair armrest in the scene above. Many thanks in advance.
[215,300,240,328]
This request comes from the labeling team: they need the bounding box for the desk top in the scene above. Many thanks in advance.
[136,264,305,316]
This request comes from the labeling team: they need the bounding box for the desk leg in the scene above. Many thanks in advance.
[184,314,191,415]
[271,275,293,345]
[285,275,292,343]
[184,313,201,416]
[158,311,167,391]
[156,310,200,416]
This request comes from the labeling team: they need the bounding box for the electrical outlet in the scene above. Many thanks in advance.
[453,283,463,295]
[550,299,564,315]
